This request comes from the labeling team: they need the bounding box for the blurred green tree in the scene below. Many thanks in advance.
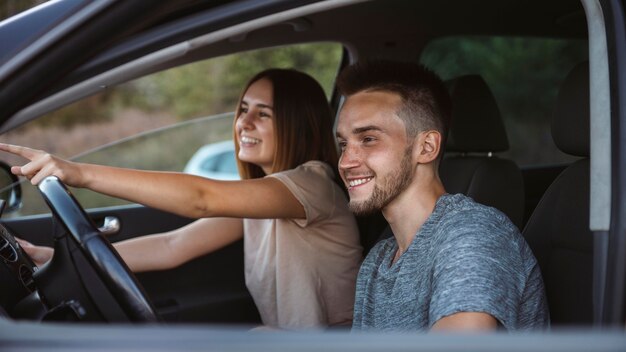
[125,42,342,121]
[420,36,587,165]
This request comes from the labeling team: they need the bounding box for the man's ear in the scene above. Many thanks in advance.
[413,130,442,164]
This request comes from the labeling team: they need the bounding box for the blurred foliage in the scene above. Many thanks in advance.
[224,44,342,99]
[35,43,342,128]
[37,93,116,128]
[109,43,342,122]
[421,37,587,124]
[421,37,588,165]
[0,0,47,19]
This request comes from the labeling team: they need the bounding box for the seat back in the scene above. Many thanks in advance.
[522,62,592,325]
[440,75,525,228]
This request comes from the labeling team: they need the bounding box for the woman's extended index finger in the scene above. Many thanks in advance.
[0,143,40,161]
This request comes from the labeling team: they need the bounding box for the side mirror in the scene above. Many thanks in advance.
[0,160,21,213]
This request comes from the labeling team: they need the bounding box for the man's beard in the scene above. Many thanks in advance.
[349,147,414,215]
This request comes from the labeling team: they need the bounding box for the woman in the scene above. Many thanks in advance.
[1,69,362,329]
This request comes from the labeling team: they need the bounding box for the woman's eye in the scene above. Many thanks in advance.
[239,107,248,115]
[259,111,271,118]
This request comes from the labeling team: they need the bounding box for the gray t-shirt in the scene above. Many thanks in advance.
[352,193,549,331]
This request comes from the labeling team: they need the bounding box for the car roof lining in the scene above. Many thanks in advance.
[0,0,113,82]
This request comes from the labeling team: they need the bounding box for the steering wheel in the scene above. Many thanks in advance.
[38,176,159,322]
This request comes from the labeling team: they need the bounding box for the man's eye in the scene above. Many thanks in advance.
[338,141,347,150]
[363,136,376,143]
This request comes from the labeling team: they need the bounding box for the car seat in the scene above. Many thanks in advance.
[522,62,592,325]
[440,74,525,229]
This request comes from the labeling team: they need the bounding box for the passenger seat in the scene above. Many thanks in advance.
[440,75,525,228]
[522,62,592,325]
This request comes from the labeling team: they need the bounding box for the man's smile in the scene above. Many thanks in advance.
[347,176,374,189]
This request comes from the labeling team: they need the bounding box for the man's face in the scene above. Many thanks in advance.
[336,91,415,215]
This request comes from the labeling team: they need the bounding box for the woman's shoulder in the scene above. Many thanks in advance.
[294,160,333,173]
[269,161,342,205]
[269,161,348,226]
[273,160,334,181]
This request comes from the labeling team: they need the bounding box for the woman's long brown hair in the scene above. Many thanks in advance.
[233,69,338,179]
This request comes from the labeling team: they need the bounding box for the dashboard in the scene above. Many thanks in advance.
[0,223,37,315]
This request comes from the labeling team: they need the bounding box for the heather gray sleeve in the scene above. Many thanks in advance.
[429,212,525,330]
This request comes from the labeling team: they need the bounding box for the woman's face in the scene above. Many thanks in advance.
[235,78,276,174]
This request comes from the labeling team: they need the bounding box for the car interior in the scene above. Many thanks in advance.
[0,0,622,335]
[523,62,593,325]
[441,74,525,229]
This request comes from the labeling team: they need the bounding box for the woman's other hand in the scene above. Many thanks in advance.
[15,237,53,267]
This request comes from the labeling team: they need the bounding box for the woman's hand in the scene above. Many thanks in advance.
[0,143,85,187]
[15,237,54,267]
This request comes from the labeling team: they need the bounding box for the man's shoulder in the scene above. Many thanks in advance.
[439,193,511,221]
[429,194,525,254]
[435,194,518,235]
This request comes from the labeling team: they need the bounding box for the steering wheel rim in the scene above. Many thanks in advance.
[38,176,159,322]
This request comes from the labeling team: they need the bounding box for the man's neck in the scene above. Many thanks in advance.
[383,176,446,254]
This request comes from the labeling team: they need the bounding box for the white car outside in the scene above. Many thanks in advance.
[183,140,239,180]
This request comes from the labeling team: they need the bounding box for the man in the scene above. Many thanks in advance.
[335,61,549,332]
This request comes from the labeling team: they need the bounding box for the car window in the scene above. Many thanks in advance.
[420,36,588,167]
[0,42,342,216]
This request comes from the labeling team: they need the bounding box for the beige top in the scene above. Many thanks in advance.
[243,161,362,329]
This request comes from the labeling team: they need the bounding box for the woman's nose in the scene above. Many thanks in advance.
[237,112,254,130]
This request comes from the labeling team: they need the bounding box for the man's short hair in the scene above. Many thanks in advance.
[337,60,452,155]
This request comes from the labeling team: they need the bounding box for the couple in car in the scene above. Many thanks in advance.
[0,60,549,331]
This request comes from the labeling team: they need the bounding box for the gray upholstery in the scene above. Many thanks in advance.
[440,75,524,228]
[446,75,509,152]
[522,62,592,325]
[551,63,590,157]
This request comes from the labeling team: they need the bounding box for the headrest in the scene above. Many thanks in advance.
[551,62,589,157]
[446,75,509,153]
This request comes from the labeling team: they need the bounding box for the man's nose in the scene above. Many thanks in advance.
[339,144,361,170]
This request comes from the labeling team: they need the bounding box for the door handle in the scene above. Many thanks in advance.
[98,216,120,236]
